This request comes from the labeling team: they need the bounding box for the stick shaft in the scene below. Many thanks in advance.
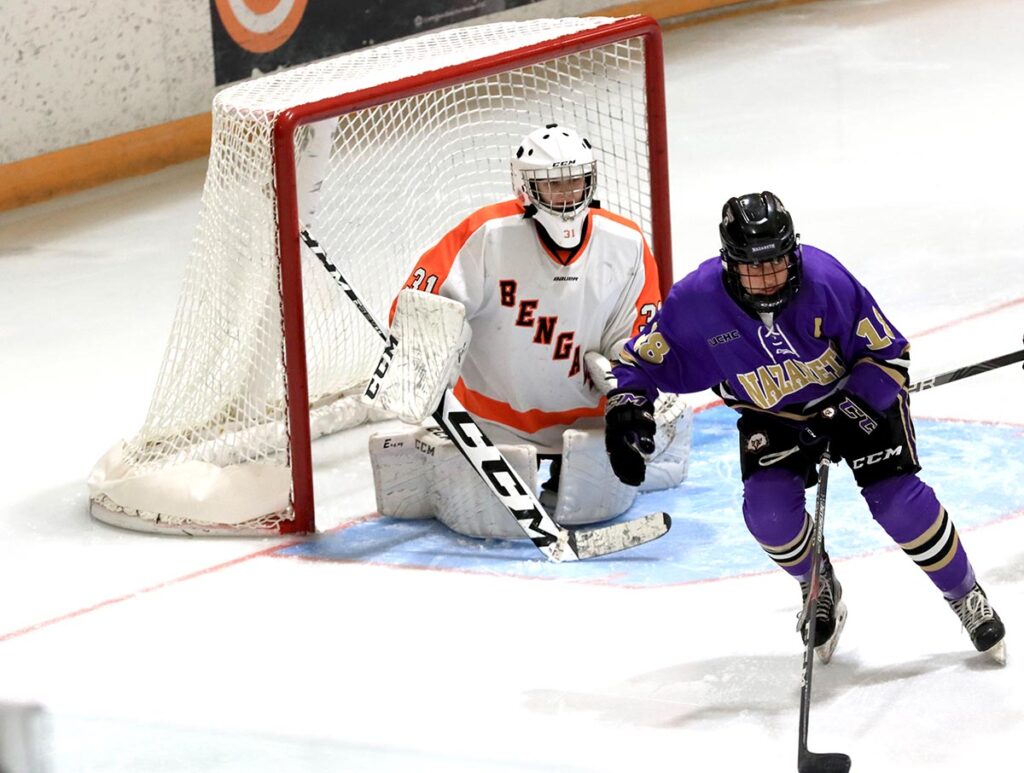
[907,346,1024,394]
[798,448,832,757]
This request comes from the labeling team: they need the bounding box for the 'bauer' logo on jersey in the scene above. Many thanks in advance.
[553,276,579,282]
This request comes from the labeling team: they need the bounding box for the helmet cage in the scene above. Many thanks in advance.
[510,124,597,248]
[721,244,802,313]
[520,162,597,220]
[719,191,802,313]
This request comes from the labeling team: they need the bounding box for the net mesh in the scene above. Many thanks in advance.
[91,17,656,533]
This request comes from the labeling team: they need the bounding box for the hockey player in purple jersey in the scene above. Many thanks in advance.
[604,191,1006,664]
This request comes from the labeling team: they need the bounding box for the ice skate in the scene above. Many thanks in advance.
[539,486,558,512]
[539,457,560,512]
[949,583,1006,665]
[799,553,847,664]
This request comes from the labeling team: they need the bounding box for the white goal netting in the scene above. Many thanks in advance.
[88,16,665,535]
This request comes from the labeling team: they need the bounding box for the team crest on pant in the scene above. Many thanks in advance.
[746,432,769,452]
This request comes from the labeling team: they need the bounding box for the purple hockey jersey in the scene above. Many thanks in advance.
[614,245,910,416]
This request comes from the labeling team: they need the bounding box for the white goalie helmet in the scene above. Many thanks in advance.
[511,124,597,248]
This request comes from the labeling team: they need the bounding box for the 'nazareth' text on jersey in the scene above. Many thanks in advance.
[616,245,909,418]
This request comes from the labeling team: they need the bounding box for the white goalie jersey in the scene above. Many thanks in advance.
[396,199,661,451]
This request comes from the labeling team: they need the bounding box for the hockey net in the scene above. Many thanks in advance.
[88,15,671,535]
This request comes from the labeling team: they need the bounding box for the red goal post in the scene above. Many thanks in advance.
[88,15,673,536]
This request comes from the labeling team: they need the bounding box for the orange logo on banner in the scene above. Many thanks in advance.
[215,0,308,53]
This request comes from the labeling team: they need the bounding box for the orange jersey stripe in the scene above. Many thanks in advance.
[391,199,525,323]
[633,236,661,336]
[454,379,605,434]
[591,209,662,336]
[590,207,645,232]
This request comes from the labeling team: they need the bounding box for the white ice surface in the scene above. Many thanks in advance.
[2,0,1023,771]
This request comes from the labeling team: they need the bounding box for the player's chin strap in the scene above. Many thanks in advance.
[299,227,671,561]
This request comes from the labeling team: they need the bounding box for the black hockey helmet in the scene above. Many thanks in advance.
[719,191,802,313]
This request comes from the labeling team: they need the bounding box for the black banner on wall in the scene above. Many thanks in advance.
[210,0,542,86]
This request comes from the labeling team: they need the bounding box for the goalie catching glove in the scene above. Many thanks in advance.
[604,388,657,486]
[367,289,471,424]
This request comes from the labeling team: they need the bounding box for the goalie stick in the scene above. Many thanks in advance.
[907,336,1024,393]
[299,228,671,562]
[796,444,852,773]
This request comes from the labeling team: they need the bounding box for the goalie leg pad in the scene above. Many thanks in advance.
[369,426,539,540]
[640,393,694,492]
[584,348,694,489]
[368,290,471,425]
[548,394,693,521]
[554,428,638,525]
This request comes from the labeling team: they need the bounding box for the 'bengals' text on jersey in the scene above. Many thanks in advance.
[397,200,660,451]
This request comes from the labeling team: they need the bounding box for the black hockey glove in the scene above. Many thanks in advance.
[801,390,881,454]
[604,389,657,487]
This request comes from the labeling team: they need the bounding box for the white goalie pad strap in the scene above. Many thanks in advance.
[554,428,638,525]
[369,425,538,541]
[371,290,471,424]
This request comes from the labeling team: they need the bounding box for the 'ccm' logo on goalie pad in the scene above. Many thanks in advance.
[364,334,399,400]
[850,446,903,469]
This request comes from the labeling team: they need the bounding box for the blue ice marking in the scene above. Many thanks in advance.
[277,408,1024,587]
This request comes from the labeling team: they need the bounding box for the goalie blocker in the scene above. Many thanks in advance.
[367,297,692,539]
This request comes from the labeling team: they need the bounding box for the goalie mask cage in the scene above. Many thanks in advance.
[88,15,672,536]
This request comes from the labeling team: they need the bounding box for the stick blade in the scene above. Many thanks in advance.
[570,512,671,559]
[798,750,852,773]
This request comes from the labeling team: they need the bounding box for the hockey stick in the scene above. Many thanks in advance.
[907,337,1024,394]
[789,337,1024,769]
[796,444,851,773]
[299,228,671,562]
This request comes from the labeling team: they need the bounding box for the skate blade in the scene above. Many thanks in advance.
[815,600,848,665]
[983,639,1007,666]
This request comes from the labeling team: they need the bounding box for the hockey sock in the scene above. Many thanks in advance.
[862,473,976,600]
[743,468,813,578]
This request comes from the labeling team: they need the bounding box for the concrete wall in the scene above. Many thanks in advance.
[0,0,792,209]
[1,1,213,164]
[1,0,628,165]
